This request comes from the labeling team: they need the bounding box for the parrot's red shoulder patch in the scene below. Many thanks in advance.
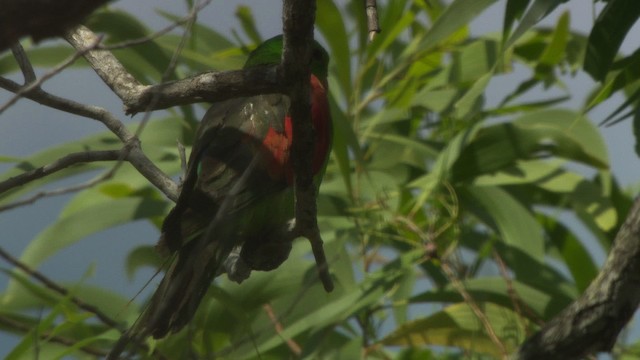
[262,119,293,181]
[261,74,331,184]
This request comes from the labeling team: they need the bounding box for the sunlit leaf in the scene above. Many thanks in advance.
[382,302,529,356]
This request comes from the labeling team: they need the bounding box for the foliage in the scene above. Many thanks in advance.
[1,0,640,358]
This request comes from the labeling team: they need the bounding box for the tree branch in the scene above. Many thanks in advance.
[0,76,179,201]
[282,0,334,292]
[64,25,284,115]
[0,245,123,331]
[64,26,146,109]
[515,197,640,359]
[124,67,283,114]
[0,150,121,195]
[10,43,36,83]
[365,0,381,41]
[0,314,108,357]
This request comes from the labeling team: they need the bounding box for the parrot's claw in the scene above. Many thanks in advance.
[223,245,252,283]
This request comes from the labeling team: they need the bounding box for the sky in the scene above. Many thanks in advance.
[0,0,639,357]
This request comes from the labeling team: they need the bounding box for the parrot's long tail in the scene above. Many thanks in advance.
[106,237,227,359]
[138,155,263,339]
[146,236,222,338]
[106,157,262,359]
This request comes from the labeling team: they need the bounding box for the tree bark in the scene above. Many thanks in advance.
[516,197,640,359]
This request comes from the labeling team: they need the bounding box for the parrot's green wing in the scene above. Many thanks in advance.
[110,36,332,353]
[143,93,297,338]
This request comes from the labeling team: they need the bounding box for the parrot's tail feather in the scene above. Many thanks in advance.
[142,238,221,339]
[130,154,264,340]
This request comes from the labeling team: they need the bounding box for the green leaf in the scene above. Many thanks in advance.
[463,186,545,263]
[317,0,352,98]
[412,276,572,320]
[451,39,499,84]
[3,197,169,305]
[541,215,599,292]
[453,71,492,118]
[382,302,528,356]
[506,0,567,48]
[538,11,570,67]
[125,245,163,281]
[503,0,532,40]
[450,109,609,182]
[0,45,78,75]
[410,0,497,55]
[584,0,640,81]
[229,249,423,358]
[235,6,262,44]
[87,9,172,81]
[409,122,483,209]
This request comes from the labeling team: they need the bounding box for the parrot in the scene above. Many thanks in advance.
[133,35,332,341]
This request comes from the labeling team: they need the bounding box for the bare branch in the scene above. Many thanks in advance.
[282,0,334,292]
[263,303,302,355]
[0,150,121,196]
[10,43,36,83]
[441,263,508,358]
[0,245,124,330]
[0,314,108,357]
[365,0,381,41]
[515,197,640,359]
[0,77,179,201]
[0,34,103,116]
[125,67,283,114]
[96,0,213,51]
[64,26,147,109]
[64,25,286,115]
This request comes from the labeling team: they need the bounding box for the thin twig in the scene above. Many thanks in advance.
[263,304,302,355]
[0,34,103,116]
[0,150,122,195]
[0,314,108,357]
[282,0,334,292]
[97,0,213,51]
[10,43,36,83]
[441,262,509,359]
[0,174,109,212]
[365,0,381,41]
[493,251,544,329]
[0,246,123,330]
[0,76,179,201]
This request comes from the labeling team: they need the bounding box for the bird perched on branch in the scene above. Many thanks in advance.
[124,35,332,344]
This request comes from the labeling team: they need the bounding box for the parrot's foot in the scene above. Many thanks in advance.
[223,245,252,283]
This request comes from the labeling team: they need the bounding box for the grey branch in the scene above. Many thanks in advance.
[10,43,36,83]
[0,245,123,331]
[124,67,283,114]
[64,25,285,115]
[0,76,179,201]
[282,0,334,292]
[64,26,146,108]
[0,150,121,195]
[365,0,381,41]
[515,197,640,359]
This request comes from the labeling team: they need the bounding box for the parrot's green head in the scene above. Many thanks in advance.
[244,35,330,81]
